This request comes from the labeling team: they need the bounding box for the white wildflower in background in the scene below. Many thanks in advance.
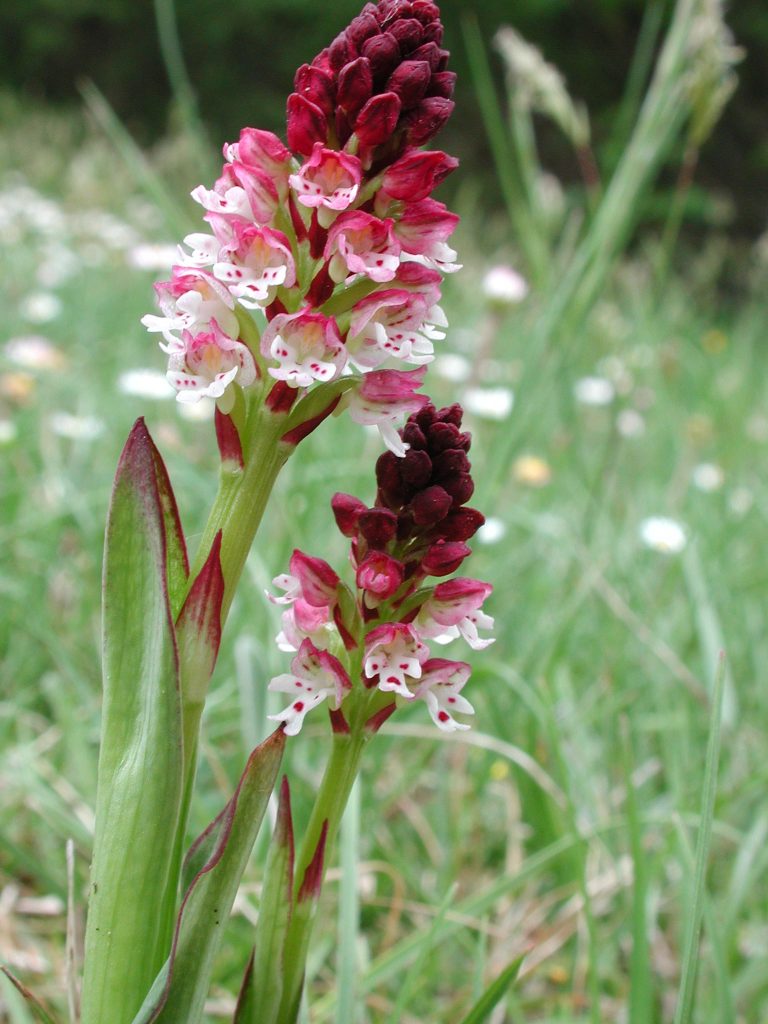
[692,462,724,492]
[477,517,507,545]
[117,368,175,399]
[177,398,216,421]
[128,243,179,272]
[481,265,529,306]
[4,336,66,371]
[573,376,615,407]
[49,413,105,441]
[0,419,17,444]
[463,386,514,421]
[432,353,471,382]
[616,409,646,438]
[19,292,63,324]
[639,516,687,555]
[728,487,753,517]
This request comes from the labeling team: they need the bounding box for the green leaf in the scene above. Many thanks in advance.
[80,420,185,1024]
[234,776,295,1024]
[144,420,189,618]
[457,958,524,1024]
[0,968,59,1024]
[132,728,286,1024]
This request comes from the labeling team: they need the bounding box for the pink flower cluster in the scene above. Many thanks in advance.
[266,403,493,736]
[141,0,460,452]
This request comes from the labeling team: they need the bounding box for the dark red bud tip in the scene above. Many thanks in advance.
[287,94,328,155]
[338,57,374,115]
[354,92,402,146]
[266,380,300,415]
[421,540,471,577]
[407,97,454,146]
[361,32,400,79]
[359,507,398,547]
[329,707,350,734]
[441,507,485,542]
[332,492,368,536]
[298,821,329,902]
[365,701,397,733]
[386,60,431,109]
[215,407,244,469]
[411,484,452,526]
[428,70,457,99]
[275,775,295,863]
[294,63,336,114]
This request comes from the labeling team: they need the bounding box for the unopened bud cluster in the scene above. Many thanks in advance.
[142,0,461,456]
[267,403,493,736]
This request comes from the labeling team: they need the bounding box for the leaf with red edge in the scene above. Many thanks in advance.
[234,776,295,1024]
[80,419,184,1024]
[130,728,286,1024]
[176,530,225,706]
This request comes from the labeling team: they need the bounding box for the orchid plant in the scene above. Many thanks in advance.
[4,3,499,1022]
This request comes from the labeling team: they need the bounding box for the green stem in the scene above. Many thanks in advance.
[277,728,369,1024]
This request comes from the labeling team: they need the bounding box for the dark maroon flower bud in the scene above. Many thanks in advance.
[347,11,379,50]
[427,70,456,99]
[401,421,427,450]
[441,473,474,505]
[381,148,458,201]
[438,403,464,426]
[428,421,462,452]
[400,447,432,487]
[338,57,374,114]
[421,540,471,576]
[328,31,353,70]
[376,450,408,504]
[407,96,454,146]
[432,449,470,480]
[354,92,402,146]
[440,507,485,542]
[421,22,444,46]
[332,493,367,536]
[359,507,398,548]
[411,484,452,525]
[389,18,424,51]
[287,94,328,155]
[386,60,431,109]
[410,41,442,70]
[412,1,441,22]
[294,64,335,114]
[361,32,401,79]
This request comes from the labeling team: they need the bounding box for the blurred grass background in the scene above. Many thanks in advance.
[1,0,768,1021]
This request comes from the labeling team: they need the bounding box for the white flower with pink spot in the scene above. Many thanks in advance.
[347,288,447,370]
[261,311,346,388]
[346,368,428,456]
[212,222,296,309]
[325,212,401,284]
[411,659,475,731]
[141,269,239,347]
[415,578,495,651]
[164,318,256,408]
[289,143,362,223]
[268,639,351,736]
[363,622,429,700]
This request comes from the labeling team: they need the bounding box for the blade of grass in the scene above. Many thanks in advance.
[620,718,653,1024]
[457,957,523,1024]
[336,777,363,1024]
[462,14,549,287]
[78,79,194,239]
[672,653,727,1024]
[385,885,456,1024]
